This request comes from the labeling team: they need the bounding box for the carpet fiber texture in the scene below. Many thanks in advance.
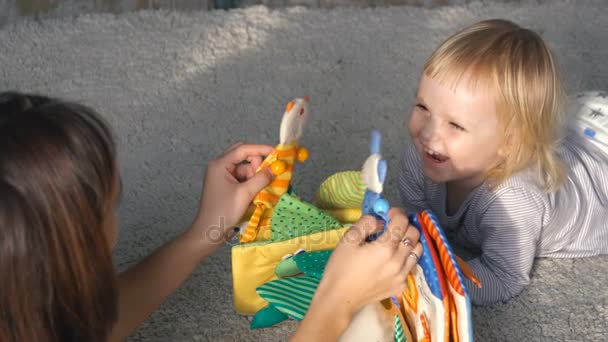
[0,1,607,340]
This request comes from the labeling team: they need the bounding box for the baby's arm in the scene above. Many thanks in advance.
[464,187,546,305]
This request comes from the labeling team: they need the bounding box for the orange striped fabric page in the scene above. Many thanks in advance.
[420,211,465,296]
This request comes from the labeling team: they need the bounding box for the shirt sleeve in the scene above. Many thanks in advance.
[397,144,428,213]
[464,187,546,305]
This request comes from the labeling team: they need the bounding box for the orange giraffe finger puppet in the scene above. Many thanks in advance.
[238,97,310,243]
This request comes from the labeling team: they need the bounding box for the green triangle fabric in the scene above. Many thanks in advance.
[256,275,321,321]
[271,193,342,242]
[314,171,366,209]
[293,250,332,280]
[250,304,289,330]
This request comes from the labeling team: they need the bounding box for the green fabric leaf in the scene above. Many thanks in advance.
[293,250,332,279]
[256,275,321,321]
[250,305,289,330]
[271,194,342,242]
[274,256,301,278]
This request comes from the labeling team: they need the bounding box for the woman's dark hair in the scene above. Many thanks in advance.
[0,92,118,341]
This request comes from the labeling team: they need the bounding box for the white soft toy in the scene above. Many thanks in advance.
[570,90,608,154]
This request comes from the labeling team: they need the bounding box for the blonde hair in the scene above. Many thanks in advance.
[424,19,565,191]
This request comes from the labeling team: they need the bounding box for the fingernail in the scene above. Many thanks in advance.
[264,166,275,179]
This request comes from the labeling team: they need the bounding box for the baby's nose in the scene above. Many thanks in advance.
[420,121,437,142]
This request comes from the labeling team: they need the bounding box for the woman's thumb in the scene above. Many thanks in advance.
[242,167,274,199]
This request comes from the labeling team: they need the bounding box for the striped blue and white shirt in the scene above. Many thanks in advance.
[398,129,608,305]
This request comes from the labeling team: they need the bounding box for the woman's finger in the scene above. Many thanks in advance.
[374,207,409,247]
[239,167,274,200]
[342,215,383,246]
[223,144,275,166]
[388,208,411,247]
[233,154,265,182]
[400,242,423,274]
[247,155,264,174]
[223,141,244,154]
[234,163,251,182]
[393,224,421,259]
[387,207,408,221]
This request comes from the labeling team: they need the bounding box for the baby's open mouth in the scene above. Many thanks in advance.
[424,147,449,163]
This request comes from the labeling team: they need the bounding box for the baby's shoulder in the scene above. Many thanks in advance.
[498,170,546,194]
[479,172,548,211]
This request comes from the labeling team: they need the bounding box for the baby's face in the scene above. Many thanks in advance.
[408,74,503,189]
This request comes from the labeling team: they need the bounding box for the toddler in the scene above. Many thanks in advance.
[398,19,608,305]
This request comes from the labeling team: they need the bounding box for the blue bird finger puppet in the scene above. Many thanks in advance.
[361,129,390,241]
[339,129,412,342]
[360,129,403,308]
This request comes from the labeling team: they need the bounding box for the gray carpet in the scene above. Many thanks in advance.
[1,1,607,341]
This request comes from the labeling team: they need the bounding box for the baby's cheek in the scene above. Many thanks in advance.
[407,116,420,137]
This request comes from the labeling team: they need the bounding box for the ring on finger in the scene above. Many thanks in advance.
[400,237,413,247]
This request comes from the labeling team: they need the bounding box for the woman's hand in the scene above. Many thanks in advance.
[320,207,422,313]
[291,208,422,341]
[194,142,275,244]
[111,142,275,341]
